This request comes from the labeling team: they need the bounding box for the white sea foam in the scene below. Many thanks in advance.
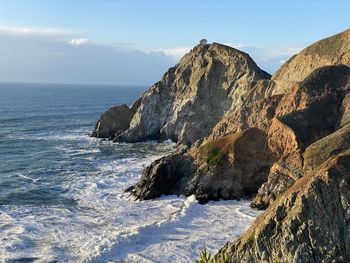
[15,172,40,183]
[0,137,261,263]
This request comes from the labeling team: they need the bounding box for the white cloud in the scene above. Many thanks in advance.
[149,47,192,60]
[0,26,75,37]
[262,46,302,59]
[225,43,245,49]
[69,38,89,45]
[0,28,174,85]
[149,43,302,73]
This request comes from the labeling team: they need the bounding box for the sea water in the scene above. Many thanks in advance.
[0,83,261,262]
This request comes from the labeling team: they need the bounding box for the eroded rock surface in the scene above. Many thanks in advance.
[92,29,350,262]
[130,128,275,203]
[94,42,270,144]
[221,153,350,263]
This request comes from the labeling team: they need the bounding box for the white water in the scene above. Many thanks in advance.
[0,134,261,263]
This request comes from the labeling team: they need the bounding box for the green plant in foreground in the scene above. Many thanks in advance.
[195,246,231,263]
[268,256,282,263]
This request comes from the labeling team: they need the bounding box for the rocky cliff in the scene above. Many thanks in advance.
[92,29,350,262]
[221,152,350,263]
[92,42,270,144]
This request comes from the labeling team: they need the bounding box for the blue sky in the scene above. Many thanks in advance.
[0,0,349,85]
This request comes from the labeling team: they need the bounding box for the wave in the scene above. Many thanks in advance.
[15,172,40,183]
[0,124,258,263]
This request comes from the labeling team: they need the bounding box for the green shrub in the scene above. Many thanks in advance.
[200,132,242,167]
[206,147,225,166]
[195,246,231,263]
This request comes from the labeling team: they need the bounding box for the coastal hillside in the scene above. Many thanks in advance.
[93,28,350,262]
[273,28,350,82]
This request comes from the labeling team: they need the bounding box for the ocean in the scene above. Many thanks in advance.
[0,83,260,263]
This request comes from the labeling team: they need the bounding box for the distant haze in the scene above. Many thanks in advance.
[0,29,175,85]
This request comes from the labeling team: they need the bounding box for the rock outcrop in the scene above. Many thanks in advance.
[91,100,140,139]
[130,128,276,203]
[93,42,270,144]
[124,30,350,208]
[93,29,350,262]
[221,152,350,263]
[251,64,350,208]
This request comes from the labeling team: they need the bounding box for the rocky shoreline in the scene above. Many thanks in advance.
[92,28,350,262]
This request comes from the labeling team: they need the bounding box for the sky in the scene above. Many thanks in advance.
[0,0,349,85]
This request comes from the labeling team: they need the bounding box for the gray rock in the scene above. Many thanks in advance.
[91,103,137,139]
[117,43,270,144]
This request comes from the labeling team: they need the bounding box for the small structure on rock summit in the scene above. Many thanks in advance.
[199,39,208,46]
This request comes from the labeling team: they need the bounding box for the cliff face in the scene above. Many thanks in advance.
[129,128,276,203]
[222,153,350,263]
[92,42,270,144]
[131,65,350,206]
[92,29,350,262]
[91,102,140,138]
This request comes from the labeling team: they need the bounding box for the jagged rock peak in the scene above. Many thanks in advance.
[273,28,350,82]
[92,42,271,144]
[116,42,271,144]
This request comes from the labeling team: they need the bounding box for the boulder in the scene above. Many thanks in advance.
[91,102,139,139]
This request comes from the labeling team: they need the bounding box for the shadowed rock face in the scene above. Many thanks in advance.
[126,153,196,199]
[303,123,350,171]
[93,42,270,144]
[221,153,350,263]
[91,102,140,138]
[252,65,350,208]
[129,128,276,203]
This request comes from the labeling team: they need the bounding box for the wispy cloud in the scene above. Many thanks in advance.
[149,47,192,60]
[224,43,245,49]
[224,43,303,73]
[69,38,89,45]
[149,43,302,73]
[225,43,302,59]
[0,26,75,37]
